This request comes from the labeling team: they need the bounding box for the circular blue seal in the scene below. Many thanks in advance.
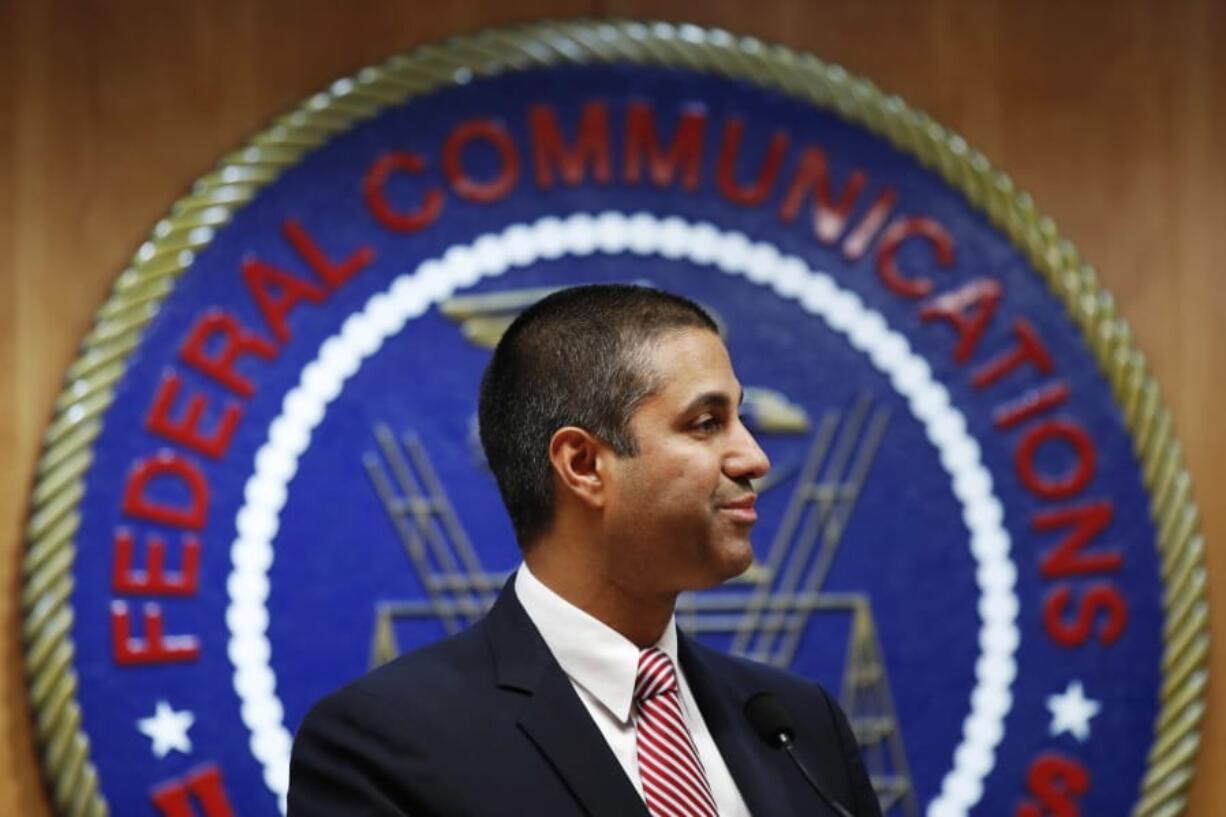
[23,21,1204,817]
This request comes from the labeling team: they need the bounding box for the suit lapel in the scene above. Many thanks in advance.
[517,667,650,817]
[679,635,795,817]
[483,581,649,817]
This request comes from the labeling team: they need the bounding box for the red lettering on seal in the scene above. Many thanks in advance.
[145,371,242,459]
[241,257,327,344]
[919,277,999,362]
[973,319,1054,388]
[113,529,200,596]
[778,146,866,246]
[1036,501,1121,580]
[122,452,209,530]
[152,765,237,817]
[111,601,201,665]
[443,118,519,203]
[363,151,445,233]
[841,188,897,261]
[179,310,278,398]
[718,118,788,207]
[1043,583,1128,647]
[282,219,374,291]
[992,382,1071,430]
[530,101,612,188]
[624,101,706,191]
[878,217,956,300]
[1016,420,1096,501]
[1015,752,1090,817]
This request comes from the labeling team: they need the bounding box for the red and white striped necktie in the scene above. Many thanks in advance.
[634,647,719,817]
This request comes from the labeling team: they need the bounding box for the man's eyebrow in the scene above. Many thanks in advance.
[682,388,744,414]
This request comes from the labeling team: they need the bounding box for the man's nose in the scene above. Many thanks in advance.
[728,420,771,481]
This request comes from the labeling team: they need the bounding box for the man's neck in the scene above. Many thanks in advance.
[524,543,676,648]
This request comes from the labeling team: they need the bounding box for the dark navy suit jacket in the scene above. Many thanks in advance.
[288,582,881,816]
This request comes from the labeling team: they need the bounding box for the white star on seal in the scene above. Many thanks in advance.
[1047,680,1101,742]
[137,700,195,758]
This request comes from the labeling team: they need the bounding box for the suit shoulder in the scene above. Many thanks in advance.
[684,640,850,747]
[289,628,493,816]
[689,638,836,703]
[685,641,881,815]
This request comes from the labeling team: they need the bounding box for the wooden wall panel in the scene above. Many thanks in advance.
[2,1,1220,814]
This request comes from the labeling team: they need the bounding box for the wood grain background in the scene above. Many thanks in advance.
[2,1,1221,814]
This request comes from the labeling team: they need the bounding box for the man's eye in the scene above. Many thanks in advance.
[694,416,723,432]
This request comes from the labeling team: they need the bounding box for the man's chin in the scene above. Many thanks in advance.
[705,539,756,586]
[727,548,756,581]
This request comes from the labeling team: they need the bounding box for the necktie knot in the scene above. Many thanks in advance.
[635,647,679,702]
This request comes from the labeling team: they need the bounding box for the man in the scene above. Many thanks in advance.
[289,284,881,816]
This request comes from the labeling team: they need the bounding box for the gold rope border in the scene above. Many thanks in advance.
[21,19,1208,817]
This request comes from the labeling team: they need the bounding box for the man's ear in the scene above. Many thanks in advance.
[548,426,608,510]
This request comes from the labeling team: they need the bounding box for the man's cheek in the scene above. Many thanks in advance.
[666,459,692,481]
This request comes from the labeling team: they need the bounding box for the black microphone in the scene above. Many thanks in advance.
[744,692,854,817]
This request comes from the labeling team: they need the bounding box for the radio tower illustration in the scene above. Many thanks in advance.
[363,289,918,815]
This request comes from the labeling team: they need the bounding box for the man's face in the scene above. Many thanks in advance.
[603,327,771,597]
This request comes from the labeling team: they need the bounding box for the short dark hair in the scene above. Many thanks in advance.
[478,284,718,547]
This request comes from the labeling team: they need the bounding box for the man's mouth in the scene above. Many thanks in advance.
[719,495,758,523]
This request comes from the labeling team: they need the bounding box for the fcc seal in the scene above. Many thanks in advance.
[22,21,1208,817]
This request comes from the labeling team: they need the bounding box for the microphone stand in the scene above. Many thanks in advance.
[777,732,854,817]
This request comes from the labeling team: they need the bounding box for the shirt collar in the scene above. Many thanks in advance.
[515,562,679,725]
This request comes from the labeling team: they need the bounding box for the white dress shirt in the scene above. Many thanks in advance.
[515,563,752,817]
